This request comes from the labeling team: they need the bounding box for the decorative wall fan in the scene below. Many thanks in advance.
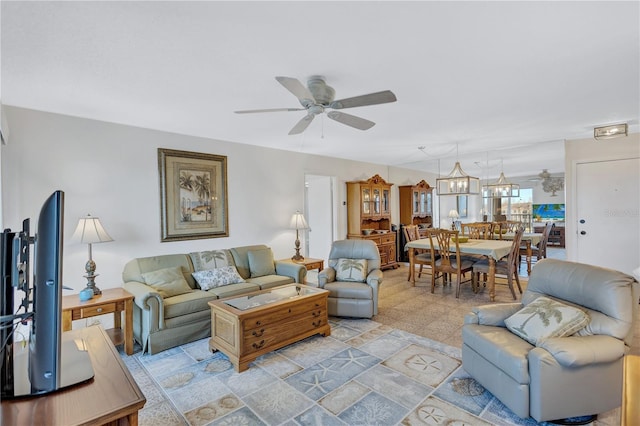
[234,76,397,135]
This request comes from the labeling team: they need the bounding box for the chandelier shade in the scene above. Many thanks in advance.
[483,172,520,198]
[436,161,480,195]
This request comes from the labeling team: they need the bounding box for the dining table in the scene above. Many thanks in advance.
[406,238,513,301]
[499,232,543,275]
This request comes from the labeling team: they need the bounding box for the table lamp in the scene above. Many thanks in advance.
[448,209,459,230]
[72,214,113,295]
[289,210,310,261]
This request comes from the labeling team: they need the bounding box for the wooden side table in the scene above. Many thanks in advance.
[62,287,134,355]
[622,354,639,425]
[280,257,324,271]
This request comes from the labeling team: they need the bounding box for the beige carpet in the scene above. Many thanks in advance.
[372,265,529,349]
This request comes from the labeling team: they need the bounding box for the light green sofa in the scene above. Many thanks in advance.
[122,245,306,354]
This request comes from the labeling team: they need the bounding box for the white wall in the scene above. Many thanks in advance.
[1,106,438,294]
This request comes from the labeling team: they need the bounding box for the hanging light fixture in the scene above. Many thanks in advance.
[436,144,480,196]
[483,159,520,198]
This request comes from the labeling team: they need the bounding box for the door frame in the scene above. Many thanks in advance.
[304,173,338,262]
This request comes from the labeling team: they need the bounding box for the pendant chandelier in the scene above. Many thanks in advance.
[436,145,480,196]
[483,164,520,198]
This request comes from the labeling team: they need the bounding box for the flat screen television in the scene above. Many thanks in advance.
[532,203,565,221]
[1,190,93,398]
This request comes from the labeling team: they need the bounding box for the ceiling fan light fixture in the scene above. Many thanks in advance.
[436,161,480,196]
[594,123,628,140]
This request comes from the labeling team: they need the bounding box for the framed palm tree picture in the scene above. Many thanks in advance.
[158,148,229,241]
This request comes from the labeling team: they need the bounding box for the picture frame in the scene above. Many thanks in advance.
[457,195,468,218]
[158,148,228,242]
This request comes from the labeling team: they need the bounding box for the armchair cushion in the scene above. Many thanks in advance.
[247,248,276,278]
[141,266,193,298]
[192,266,245,290]
[505,296,590,346]
[335,258,368,282]
[537,335,625,367]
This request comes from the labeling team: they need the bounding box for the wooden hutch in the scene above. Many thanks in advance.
[399,180,433,237]
[346,174,398,270]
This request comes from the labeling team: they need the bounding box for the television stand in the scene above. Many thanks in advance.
[9,330,95,397]
[2,326,146,425]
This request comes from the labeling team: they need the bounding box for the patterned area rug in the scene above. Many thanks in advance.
[120,318,598,426]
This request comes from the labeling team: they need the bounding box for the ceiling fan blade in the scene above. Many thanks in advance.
[329,90,397,109]
[276,76,315,103]
[289,114,315,135]
[327,111,375,130]
[234,107,305,114]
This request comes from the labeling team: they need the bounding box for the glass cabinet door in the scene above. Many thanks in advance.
[373,188,381,215]
[426,192,432,215]
[362,187,371,215]
[382,189,390,214]
[413,191,420,214]
[419,191,427,214]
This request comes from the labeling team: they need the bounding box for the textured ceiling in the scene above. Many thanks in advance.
[2,1,638,179]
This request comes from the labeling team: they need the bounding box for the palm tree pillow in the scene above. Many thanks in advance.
[504,296,590,346]
[335,258,368,283]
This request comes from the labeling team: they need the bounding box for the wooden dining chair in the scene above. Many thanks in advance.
[467,223,492,240]
[473,226,524,300]
[403,225,435,281]
[519,221,554,271]
[426,228,475,298]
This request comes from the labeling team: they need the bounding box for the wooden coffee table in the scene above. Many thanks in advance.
[208,284,331,372]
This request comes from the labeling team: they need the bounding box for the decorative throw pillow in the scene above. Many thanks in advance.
[189,250,234,271]
[141,266,193,298]
[247,248,276,278]
[192,266,245,290]
[504,296,590,346]
[335,258,368,283]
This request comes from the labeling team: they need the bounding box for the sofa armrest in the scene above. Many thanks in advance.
[317,267,336,288]
[123,280,165,330]
[536,335,626,367]
[465,303,523,326]
[274,261,307,283]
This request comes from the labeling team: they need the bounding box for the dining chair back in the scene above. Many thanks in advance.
[466,223,492,239]
[403,225,433,281]
[519,221,554,271]
[474,225,524,299]
[427,228,475,298]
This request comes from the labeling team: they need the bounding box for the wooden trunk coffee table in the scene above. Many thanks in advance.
[208,284,331,372]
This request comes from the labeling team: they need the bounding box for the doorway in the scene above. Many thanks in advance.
[575,157,640,275]
[304,174,337,263]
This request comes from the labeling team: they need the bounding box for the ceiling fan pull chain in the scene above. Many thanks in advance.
[321,114,325,139]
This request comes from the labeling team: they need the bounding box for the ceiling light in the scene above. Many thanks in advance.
[436,161,480,196]
[594,123,628,140]
[483,159,520,198]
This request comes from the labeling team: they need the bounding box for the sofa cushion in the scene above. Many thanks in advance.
[192,266,245,290]
[205,282,261,299]
[248,248,276,277]
[189,250,235,271]
[141,266,193,298]
[163,289,219,319]
[335,258,368,282]
[505,296,590,346]
[247,274,294,290]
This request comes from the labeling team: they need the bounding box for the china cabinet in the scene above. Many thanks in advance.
[346,174,398,270]
[399,180,433,236]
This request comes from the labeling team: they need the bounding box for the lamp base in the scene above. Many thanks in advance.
[291,254,305,262]
[84,259,102,295]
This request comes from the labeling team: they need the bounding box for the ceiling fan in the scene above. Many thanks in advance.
[234,76,397,135]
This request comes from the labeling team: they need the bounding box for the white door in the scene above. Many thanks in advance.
[304,174,336,262]
[575,157,640,274]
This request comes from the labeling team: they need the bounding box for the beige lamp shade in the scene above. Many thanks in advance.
[289,211,310,230]
[72,214,114,244]
[448,209,460,219]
